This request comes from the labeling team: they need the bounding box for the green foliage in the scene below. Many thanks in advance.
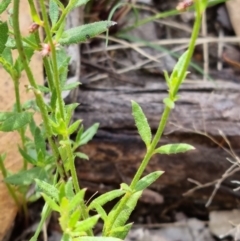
[4,167,48,186]
[0,0,204,240]
[154,143,195,155]
[49,0,59,26]
[0,112,33,132]
[135,171,164,192]
[131,101,152,148]
[0,0,11,14]
[58,21,117,45]
[0,21,8,54]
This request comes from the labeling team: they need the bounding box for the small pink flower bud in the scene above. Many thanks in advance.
[28,22,40,33]
[176,0,193,11]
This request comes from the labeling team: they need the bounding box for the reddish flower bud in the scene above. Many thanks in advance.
[28,22,40,33]
[176,0,193,11]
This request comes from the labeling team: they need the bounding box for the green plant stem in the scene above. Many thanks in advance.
[105,3,203,235]
[13,76,28,169]
[0,157,21,209]
[130,106,171,188]
[39,0,65,119]
[120,0,225,34]
[12,0,64,178]
[63,136,93,236]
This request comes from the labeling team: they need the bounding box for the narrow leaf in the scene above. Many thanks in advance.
[62,82,80,91]
[68,189,86,212]
[135,171,164,192]
[75,238,122,241]
[91,202,107,221]
[131,101,152,147]
[49,0,59,26]
[163,97,175,109]
[105,191,142,233]
[35,179,59,201]
[75,152,89,160]
[74,215,100,232]
[58,21,117,45]
[0,21,8,53]
[72,0,90,9]
[4,167,47,186]
[79,123,99,146]
[0,0,11,14]
[18,146,37,165]
[42,193,60,212]
[88,189,125,210]
[65,178,75,199]
[0,112,33,132]
[109,223,133,239]
[68,120,81,135]
[0,56,18,78]
[154,143,195,155]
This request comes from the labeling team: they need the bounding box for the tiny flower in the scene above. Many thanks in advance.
[40,43,51,57]
[40,41,60,57]
[28,22,40,33]
[176,0,193,11]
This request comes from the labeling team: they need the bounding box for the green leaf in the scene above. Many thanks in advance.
[0,21,8,54]
[154,143,195,155]
[68,209,81,228]
[0,112,33,132]
[75,152,89,160]
[68,120,81,135]
[131,101,152,147]
[109,223,133,239]
[90,202,107,221]
[74,215,100,232]
[120,183,132,192]
[49,0,59,26]
[0,0,11,14]
[62,233,72,241]
[18,146,37,165]
[105,191,142,234]
[71,0,90,9]
[74,238,122,241]
[163,97,175,109]
[79,123,99,146]
[68,189,86,212]
[58,21,117,45]
[51,0,64,10]
[0,55,18,78]
[88,189,125,210]
[4,167,47,186]
[1,47,13,65]
[14,47,34,75]
[135,171,164,192]
[42,193,60,212]
[62,82,80,91]
[35,179,59,201]
[65,103,79,126]
[65,178,75,199]
[34,127,46,154]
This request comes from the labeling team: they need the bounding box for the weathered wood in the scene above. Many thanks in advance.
[74,77,240,207]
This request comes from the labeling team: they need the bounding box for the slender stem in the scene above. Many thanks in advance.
[63,137,93,236]
[173,4,202,96]
[0,157,21,209]
[130,107,171,188]
[39,0,65,119]
[12,0,64,177]
[105,4,203,235]
[13,76,28,169]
